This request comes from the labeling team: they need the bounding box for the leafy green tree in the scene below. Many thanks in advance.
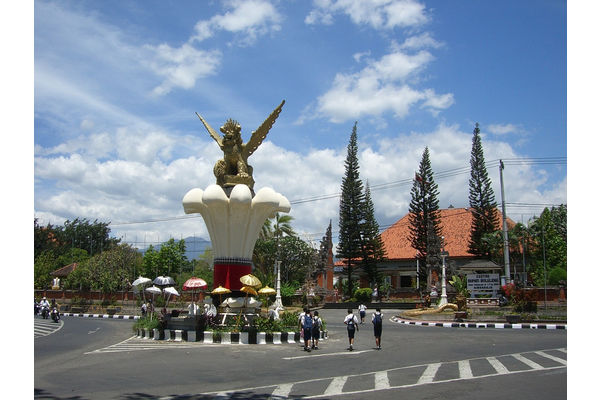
[34,251,57,289]
[360,182,386,287]
[141,245,161,278]
[408,147,442,286]
[159,238,188,276]
[467,123,499,257]
[337,122,365,297]
[528,205,567,285]
[34,219,61,259]
[58,218,120,256]
[254,235,317,285]
[83,243,142,293]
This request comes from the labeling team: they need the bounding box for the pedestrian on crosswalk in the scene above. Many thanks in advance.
[344,308,359,351]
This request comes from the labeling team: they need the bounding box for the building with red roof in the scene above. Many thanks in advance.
[335,207,517,295]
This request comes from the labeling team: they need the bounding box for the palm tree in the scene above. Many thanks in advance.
[260,213,295,240]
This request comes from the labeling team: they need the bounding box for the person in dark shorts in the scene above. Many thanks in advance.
[301,309,313,351]
[372,308,383,349]
[358,303,367,323]
[312,311,322,349]
[343,308,359,351]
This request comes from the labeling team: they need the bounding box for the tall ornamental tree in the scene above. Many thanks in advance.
[467,123,499,257]
[408,147,442,286]
[360,182,387,287]
[337,122,365,297]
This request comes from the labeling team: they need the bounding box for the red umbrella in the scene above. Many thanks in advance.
[183,277,208,304]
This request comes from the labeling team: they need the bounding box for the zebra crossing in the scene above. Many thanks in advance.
[196,347,567,399]
[34,318,64,338]
[84,335,226,354]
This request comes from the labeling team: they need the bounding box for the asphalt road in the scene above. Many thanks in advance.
[34,309,567,399]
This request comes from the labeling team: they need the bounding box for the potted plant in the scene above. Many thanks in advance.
[449,275,470,312]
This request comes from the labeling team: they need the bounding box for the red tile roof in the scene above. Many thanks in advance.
[51,263,78,277]
[381,208,515,261]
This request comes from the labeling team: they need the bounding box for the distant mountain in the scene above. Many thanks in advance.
[137,236,211,261]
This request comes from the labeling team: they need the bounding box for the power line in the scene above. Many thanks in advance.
[107,156,565,227]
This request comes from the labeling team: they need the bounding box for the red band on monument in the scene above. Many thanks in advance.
[214,262,252,291]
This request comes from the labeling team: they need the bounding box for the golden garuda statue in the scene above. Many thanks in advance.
[196,100,285,190]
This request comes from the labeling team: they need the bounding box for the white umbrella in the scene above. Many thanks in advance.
[154,276,175,286]
[132,276,152,287]
[145,285,162,320]
[132,276,151,303]
[163,287,180,306]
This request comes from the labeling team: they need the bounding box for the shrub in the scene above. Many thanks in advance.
[133,315,160,332]
[353,288,373,303]
[548,267,567,285]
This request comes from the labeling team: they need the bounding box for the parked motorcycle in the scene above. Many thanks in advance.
[51,306,60,323]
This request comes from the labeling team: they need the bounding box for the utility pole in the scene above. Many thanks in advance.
[499,160,511,283]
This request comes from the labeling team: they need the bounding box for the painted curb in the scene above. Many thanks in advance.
[391,316,566,330]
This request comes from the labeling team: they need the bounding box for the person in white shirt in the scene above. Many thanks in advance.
[358,303,367,324]
[343,308,359,351]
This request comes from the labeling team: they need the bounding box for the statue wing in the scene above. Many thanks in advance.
[243,100,285,158]
[196,112,222,147]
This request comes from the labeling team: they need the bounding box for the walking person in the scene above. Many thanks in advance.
[372,308,383,350]
[343,308,359,351]
[301,309,313,352]
[358,303,367,324]
[312,311,322,350]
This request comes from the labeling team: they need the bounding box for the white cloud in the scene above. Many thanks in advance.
[399,32,442,50]
[191,0,283,45]
[34,122,567,249]
[146,43,222,96]
[487,123,525,135]
[304,47,453,123]
[305,0,429,29]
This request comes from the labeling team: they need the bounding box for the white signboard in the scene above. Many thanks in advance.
[467,274,500,297]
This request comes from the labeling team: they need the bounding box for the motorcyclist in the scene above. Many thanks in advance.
[50,299,60,322]
[39,297,50,318]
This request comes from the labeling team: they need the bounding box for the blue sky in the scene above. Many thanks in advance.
[30,0,568,250]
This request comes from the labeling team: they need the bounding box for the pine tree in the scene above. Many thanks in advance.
[360,182,387,287]
[337,122,365,297]
[408,147,442,286]
[467,123,499,257]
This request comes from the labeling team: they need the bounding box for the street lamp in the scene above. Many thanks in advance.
[274,260,283,309]
[439,236,448,307]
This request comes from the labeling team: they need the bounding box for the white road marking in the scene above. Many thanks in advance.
[535,350,567,365]
[323,376,347,396]
[512,353,544,370]
[203,347,566,398]
[374,371,390,390]
[487,357,510,375]
[270,383,294,398]
[417,362,441,384]
[34,319,64,338]
[458,360,473,379]
[283,349,373,360]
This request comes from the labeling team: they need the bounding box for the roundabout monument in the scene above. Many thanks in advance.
[182,100,290,319]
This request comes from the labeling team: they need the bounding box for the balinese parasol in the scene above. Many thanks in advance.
[211,285,231,307]
[154,276,175,286]
[163,287,180,307]
[183,277,208,304]
[240,285,258,296]
[239,274,262,288]
[132,276,152,303]
[258,285,276,308]
[144,285,162,320]
[237,285,258,327]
